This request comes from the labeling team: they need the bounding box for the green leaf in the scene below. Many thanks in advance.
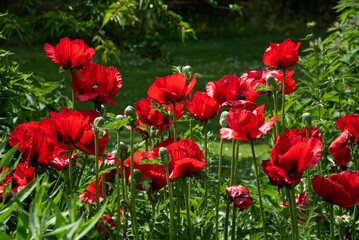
[75,200,108,240]
[0,231,11,240]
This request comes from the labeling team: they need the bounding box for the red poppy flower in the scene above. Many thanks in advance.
[79,175,107,203]
[76,130,109,155]
[206,74,259,109]
[135,98,171,127]
[220,105,278,142]
[169,157,206,181]
[329,114,359,170]
[8,121,73,171]
[124,152,167,191]
[50,107,90,144]
[312,171,359,208]
[280,192,309,222]
[226,185,253,210]
[97,152,118,182]
[256,68,296,94]
[263,39,301,68]
[142,138,180,159]
[0,163,35,197]
[147,73,196,104]
[44,37,95,70]
[96,213,123,236]
[262,127,323,189]
[186,92,221,121]
[71,63,122,106]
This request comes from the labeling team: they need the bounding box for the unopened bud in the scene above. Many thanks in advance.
[93,117,104,129]
[150,126,158,138]
[99,104,106,116]
[115,114,125,131]
[159,147,170,165]
[182,65,193,81]
[302,113,312,127]
[125,106,138,126]
[306,21,316,29]
[133,169,142,184]
[266,74,281,93]
[119,142,129,160]
[120,199,130,209]
[220,111,229,128]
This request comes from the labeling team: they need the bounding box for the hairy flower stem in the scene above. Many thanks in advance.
[94,129,100,209]
[231,140,240,240]
[281,69,286,138]
[290,187,298,239]
[183,180,193,240]
[273,92,279,138]
[267,92,276,137]
[204,120,208,208]
[172,102,181,232]
[352,205,358,239]
[190,119,193,140]
[70,70,76,110]
[165,160,174,240]
[215,138,224,240]
[115,130,122,234]
[224,202,230,240]
[173,103,177,141]
[251,139,267,239]
[330,204,335,240]
[285,187,296,240]
[68,143,73,199]
[130,128,139,240]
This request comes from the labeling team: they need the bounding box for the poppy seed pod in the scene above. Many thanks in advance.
[119,142,129,160]
[182,65,193,81]
[220,111,229,128]
[125,106,138,126]
[266,74,281,93]
[159,147,170,165]
[302,113,312,127]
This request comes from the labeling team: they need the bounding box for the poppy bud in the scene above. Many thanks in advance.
[115,114,125,131]
[182,65,193,81]
[266,74,281,93]
[125,106,138,126]
[119,142,129,160]
[302,113,312,127]
[150,126,158,138]
[94,117,105,129]
[220,111,229,128]
[120,199,130,209]
[99,104,106,116]
[133,169,142,184]
[159,147,170,165]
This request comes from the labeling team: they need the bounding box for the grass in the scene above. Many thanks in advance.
[2,33,305,180]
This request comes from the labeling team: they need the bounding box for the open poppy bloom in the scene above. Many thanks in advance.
[0,163,35,197]
[186,91,221,121]
[206,74,259,109]
[44,37,95,70]
[50,107,90,144]
[226,185,253,210]
[263,39,301,68]
[329,114,359,170]
[71,63,122,106]
[79,175,107,203]
[76,130,109,155]
[220,105,278,142]
[9,121,74,171]
[262,127,323,189]
[312,171,359,208]
[147,73,196,104]
[135,98,171,127]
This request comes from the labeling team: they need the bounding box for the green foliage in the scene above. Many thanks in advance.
[1,0,196,63]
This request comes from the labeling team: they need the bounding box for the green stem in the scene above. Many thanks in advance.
[173,103,177,141]
[190,119,193,140]
[215,138,224,240]
[251,139,267,239]
[116,130,122,234]
[330,204,335,240]
[285,187,295,240]
[130,128,139,240]
[290,187,298,239]
[352,205,357,240]
[68,144,73,199]
[267,92,276,137]
[224,202,230,240]
[94,129,100,209]
[183,180,193,240]
[231,140,240,240]
[165,160,174,240]
[204,120,208,208]
[281,69,286,138]
[273,91,279,138]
